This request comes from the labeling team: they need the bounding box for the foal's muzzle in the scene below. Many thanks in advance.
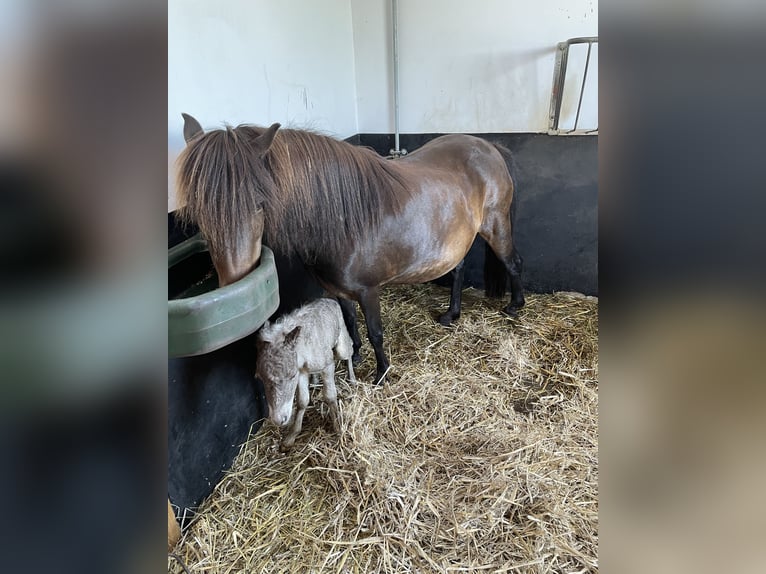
[274,413,290,427]
[269,406,291,427]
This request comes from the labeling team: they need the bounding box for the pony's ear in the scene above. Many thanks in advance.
[284,325,301,345]
[182,113,204,143]
[255,123,281,156]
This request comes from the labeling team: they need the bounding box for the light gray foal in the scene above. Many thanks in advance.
[256,298,357,450]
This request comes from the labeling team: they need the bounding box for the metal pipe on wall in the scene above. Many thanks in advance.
[390,0,406,157]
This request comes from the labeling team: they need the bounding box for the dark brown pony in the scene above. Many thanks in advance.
[176,114,524,383]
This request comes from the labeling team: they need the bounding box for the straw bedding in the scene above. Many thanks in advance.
[169,284,598,573]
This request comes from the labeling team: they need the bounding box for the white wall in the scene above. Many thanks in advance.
[168,0,358,210]
[169,0,358,138]
[169,1,598,209]
[351,0,597,133]
[169,0,598,140]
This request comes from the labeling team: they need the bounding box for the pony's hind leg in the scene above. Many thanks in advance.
[338,297,362,366]
[509,248,525,311]
[481,216,525,316]
[438,259,465,326]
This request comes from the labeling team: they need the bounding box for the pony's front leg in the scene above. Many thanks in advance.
[358,288,389,385]
[280,372,310,451]
[338,297,362,365]
[439,258,465,326]
[321,364,341,433]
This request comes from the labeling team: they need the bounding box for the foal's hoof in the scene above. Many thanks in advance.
[351,352,362,367]
[328,405,341,433]
[438,312,458,326]
[374,371,388,385]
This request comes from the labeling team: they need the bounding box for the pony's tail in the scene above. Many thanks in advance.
[484,142,518,298]
[484,243,507,298]
[492,142,518,215]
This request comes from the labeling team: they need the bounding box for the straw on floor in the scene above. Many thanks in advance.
[169,283,598,573]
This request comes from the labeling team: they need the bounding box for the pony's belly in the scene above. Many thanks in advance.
[388,238,474,284]
[312,234,472,290]
[389,264,456,284]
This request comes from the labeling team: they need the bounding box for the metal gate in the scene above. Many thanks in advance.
[548,37,598,135]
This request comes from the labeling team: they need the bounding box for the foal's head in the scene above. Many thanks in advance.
[176,113,280,286]
[255,324,302,427]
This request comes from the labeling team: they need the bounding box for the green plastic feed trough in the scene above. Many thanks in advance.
[168,234,279,358]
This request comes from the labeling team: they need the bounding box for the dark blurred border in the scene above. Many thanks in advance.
[3,1,766,572]
[0,2,166,573]
[601,5,766,574]
[601,21,766,297]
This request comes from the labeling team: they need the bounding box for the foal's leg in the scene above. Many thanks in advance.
[321,364,341,433]
[358,288,389,385]
[481,215,525,315]
[346,358,357,385]
[281,372,310,451]
[438,258,465,326]
[337,297,362,365]
[334,331,358,385]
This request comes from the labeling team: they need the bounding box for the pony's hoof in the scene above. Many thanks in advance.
[502,304,520,317]
[438,312,458,326]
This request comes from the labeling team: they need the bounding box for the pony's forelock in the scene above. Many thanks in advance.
[176,125,267,258]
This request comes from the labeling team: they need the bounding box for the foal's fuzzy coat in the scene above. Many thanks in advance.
[256,298,356,450]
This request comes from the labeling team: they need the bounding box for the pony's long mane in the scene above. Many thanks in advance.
[176,125,408,260]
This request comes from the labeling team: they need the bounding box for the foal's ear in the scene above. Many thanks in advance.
[256,322,270,344]
[182,113,204,143]
[254,123,281,156]
[284,325,301,345]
